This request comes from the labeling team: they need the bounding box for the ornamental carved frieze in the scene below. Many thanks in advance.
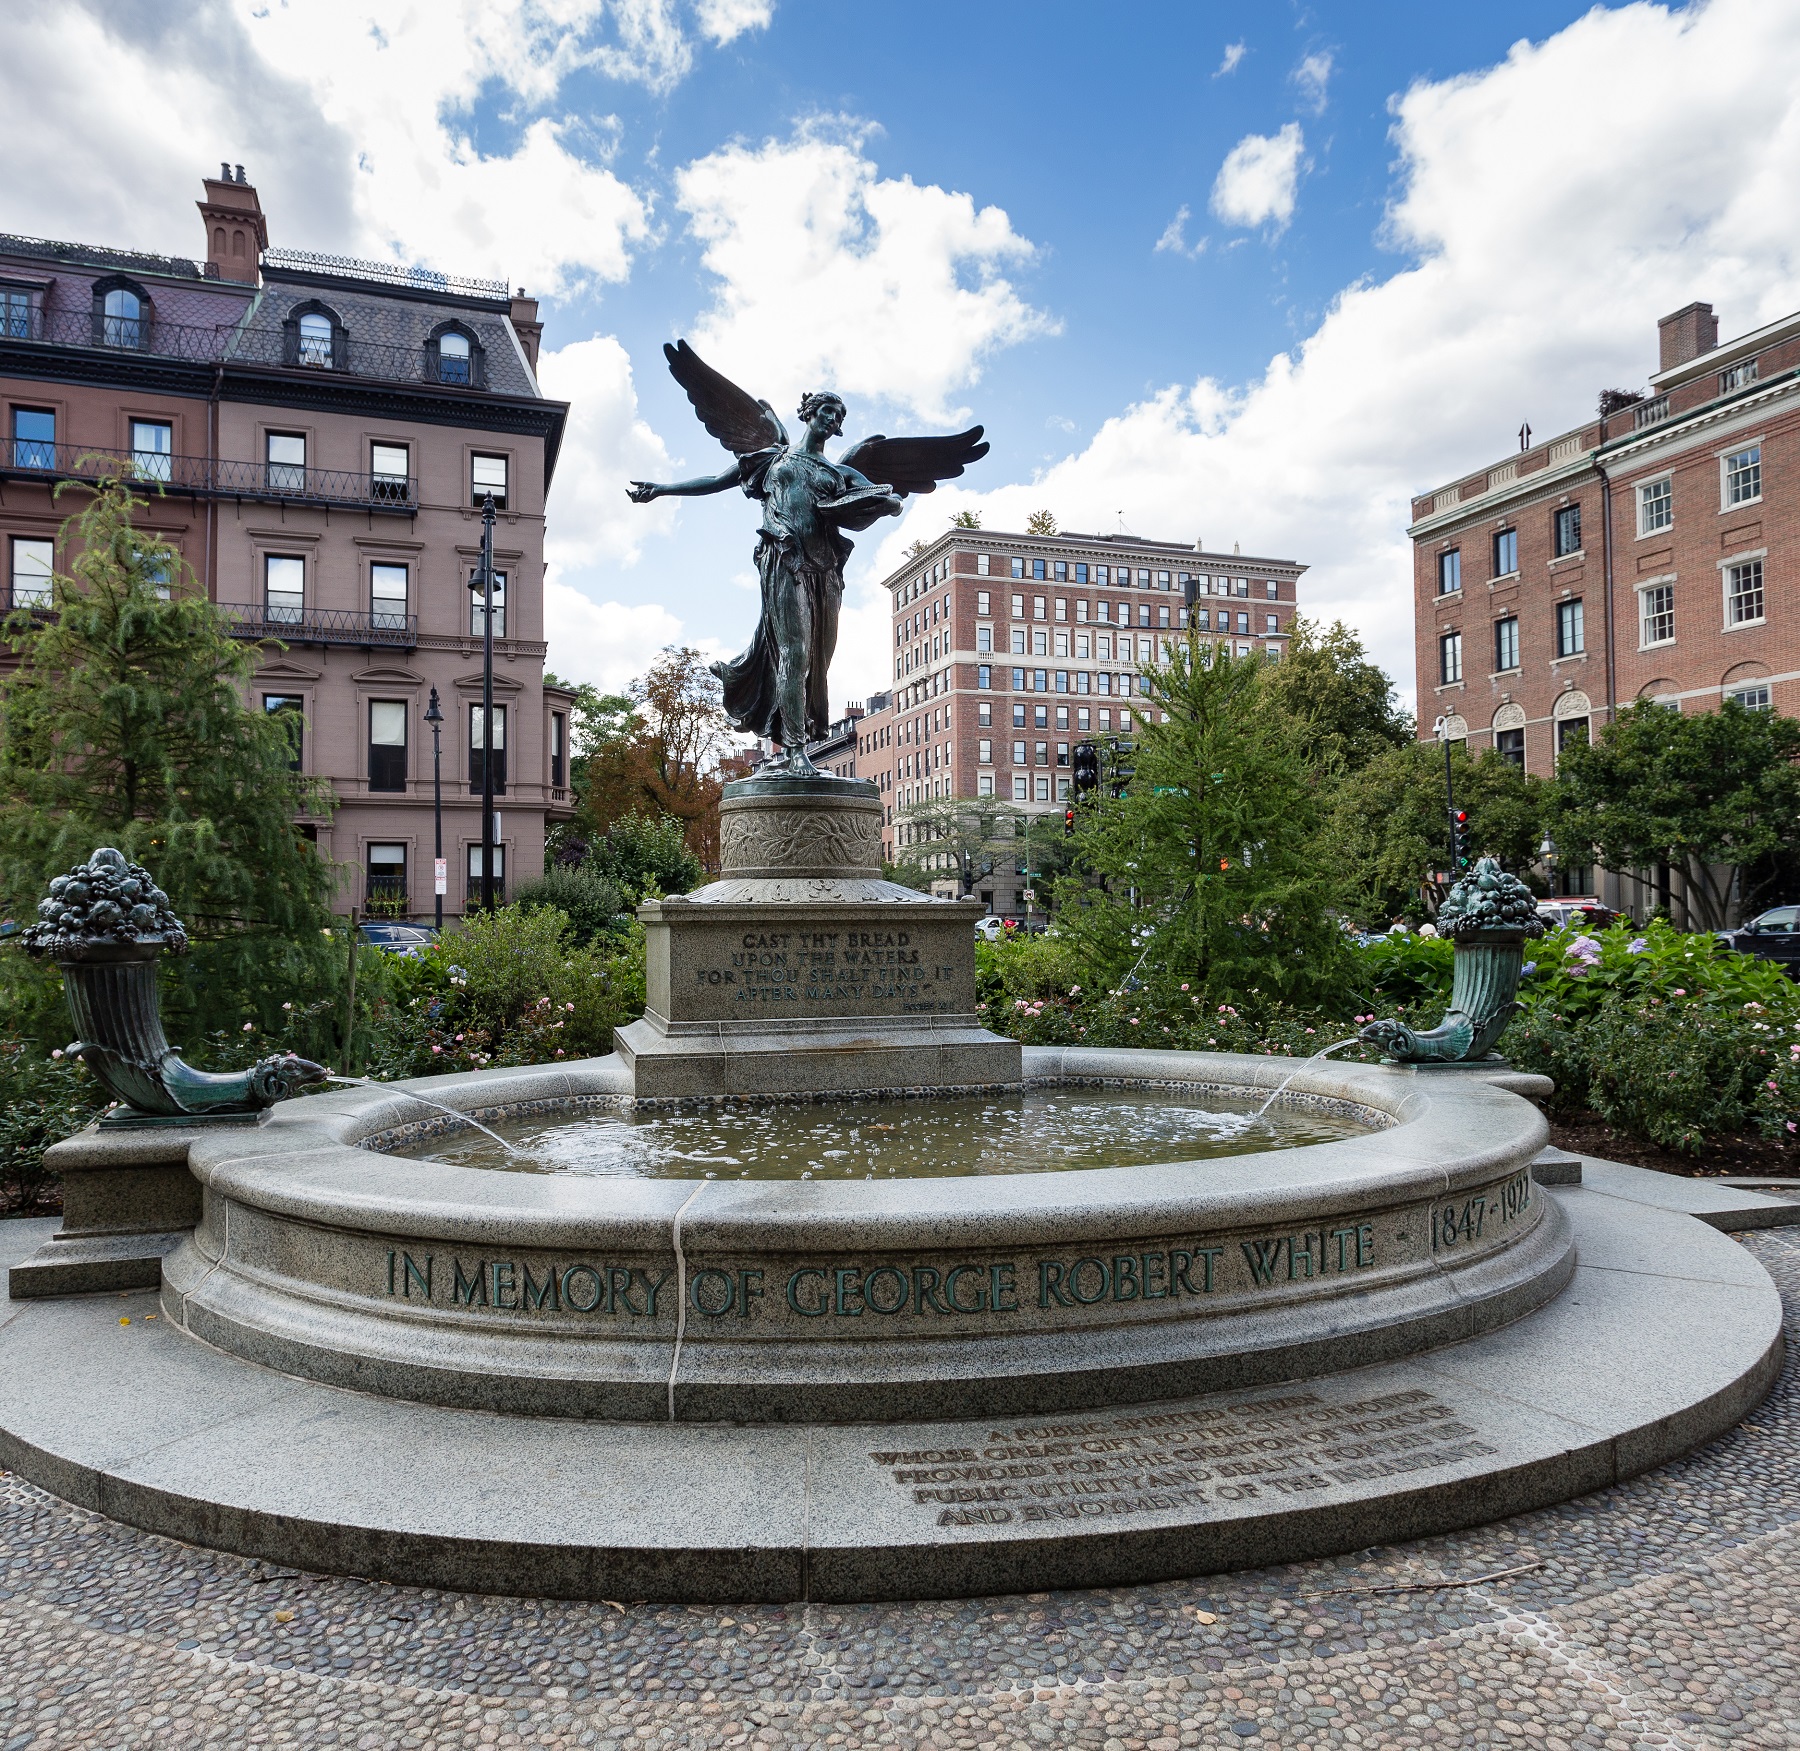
[719,803,881,876]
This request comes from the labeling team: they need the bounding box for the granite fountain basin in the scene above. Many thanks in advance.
[158,1045,1570,1425]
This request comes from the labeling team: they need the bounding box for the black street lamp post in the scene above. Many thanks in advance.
[469,494,498,912]
[424,686,444,932]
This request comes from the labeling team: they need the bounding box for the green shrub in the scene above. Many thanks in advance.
[586,814,703,899]
[0,1039,106,1213]
[364,904,645,1079]
[515,865,633,947]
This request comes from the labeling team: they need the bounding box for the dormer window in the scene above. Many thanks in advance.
[282,302,342,370]
[426,322,484,389]
[297,312,332,368]
[438,331,471,384]
[92,278,149,349]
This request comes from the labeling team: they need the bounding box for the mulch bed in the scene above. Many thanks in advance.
[1549,1111,1799,1179]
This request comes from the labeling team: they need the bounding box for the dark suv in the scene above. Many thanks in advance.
[1717,905,1800,975]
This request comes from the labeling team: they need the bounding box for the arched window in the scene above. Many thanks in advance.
[102,286,141,348]
[283,301,342,370]
[297,311,332,367]
[437,330,471,384]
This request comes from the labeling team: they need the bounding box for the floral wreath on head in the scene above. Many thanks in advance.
[798,389,845,422]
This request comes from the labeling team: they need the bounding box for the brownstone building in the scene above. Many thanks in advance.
[859,529,1306,916]
[1410,299,1800,909]
[0,168,571,919]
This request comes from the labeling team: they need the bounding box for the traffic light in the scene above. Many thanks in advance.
[1072,741,1100,795]
[1063,807,1076,837]
[1451,809,1472,871]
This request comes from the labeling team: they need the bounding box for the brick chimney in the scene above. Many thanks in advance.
[1657,301,1718,372]
[197,165,268,283]
[509,289,542,370]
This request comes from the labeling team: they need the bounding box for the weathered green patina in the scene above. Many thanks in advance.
[23,847,325,1126]
[1359,858,1547,1064]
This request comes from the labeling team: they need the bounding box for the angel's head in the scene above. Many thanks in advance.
[797,389,846,440]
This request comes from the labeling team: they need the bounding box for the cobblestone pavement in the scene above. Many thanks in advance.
[0,1227,1795,1751]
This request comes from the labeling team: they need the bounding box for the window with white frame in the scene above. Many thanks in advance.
[470,452,508,509]
[1439,631,1463,685]
[977,739,992,764]
[977,773,994,796]
[1641,581,1675,646]
[129,420,171,483]
[371,563,409,629]
[371,442,410,503]
[264,554,304,623]
[470,569,507,638]
[975,590,990,614]
[9,535,52,607]
[1011,739,1027,765]
[1638,477,1672,535]
[1726,557,1765,625]
[1011,775,1027,800]
[1726,683,1772,711]
[976,553,990,576]
[1724,445,1762,507]
[1556,598,1585,657]
[265,432,305,493]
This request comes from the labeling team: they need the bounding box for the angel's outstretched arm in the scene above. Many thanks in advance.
[627,459,744,503]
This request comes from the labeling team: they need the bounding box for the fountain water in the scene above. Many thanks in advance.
[1250,1037,1361,1120]
[324,1074,524,1158]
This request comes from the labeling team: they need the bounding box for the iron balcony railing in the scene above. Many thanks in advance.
[0,439,416,512]
[0,302,490,390]
[220,604,419,649]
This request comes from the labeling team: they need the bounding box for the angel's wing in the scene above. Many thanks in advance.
[663,340,787,456]
[835,428,989,497]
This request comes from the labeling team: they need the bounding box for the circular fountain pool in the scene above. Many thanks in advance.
[396,1088,1366,1181]
[158,1046,1572,1426]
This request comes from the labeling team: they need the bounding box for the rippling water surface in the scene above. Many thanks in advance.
[395,1089,1364,1181]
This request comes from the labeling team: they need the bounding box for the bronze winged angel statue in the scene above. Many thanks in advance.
[628,340,989,775]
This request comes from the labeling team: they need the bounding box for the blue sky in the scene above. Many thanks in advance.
[10,1,1800,712]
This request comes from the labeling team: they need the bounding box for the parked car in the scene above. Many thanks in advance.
[974,916,1007,942]
[357,921,438,959]
[1717,905,1800,975]
[1536,899,1618,932]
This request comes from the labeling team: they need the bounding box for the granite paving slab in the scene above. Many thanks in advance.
[1576,1156,1800,1230]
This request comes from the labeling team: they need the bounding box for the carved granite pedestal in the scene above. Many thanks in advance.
[613,775,1021,1097]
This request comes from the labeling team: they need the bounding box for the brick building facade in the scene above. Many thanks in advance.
[0,169,571,919]
[857,530,1305,917]
[1410,298,1800,911]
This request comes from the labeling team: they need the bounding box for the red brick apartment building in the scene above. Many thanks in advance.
[1410,299,1800,910]
[850,530,1306,916]
[0,168,573,918]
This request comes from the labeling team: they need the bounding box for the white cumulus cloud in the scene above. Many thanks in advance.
[694,0,775,45]
[1293,50,1334,114]
[834,0,1800,714]
[1215,41,1247,77]
[675,120,1055,425]
[1210,122,1306,232]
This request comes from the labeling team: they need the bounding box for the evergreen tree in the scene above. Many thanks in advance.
[0,473,335,1039]
[1055,643,1343,1002]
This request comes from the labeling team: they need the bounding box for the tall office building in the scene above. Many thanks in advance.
[862,529,1306,915]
